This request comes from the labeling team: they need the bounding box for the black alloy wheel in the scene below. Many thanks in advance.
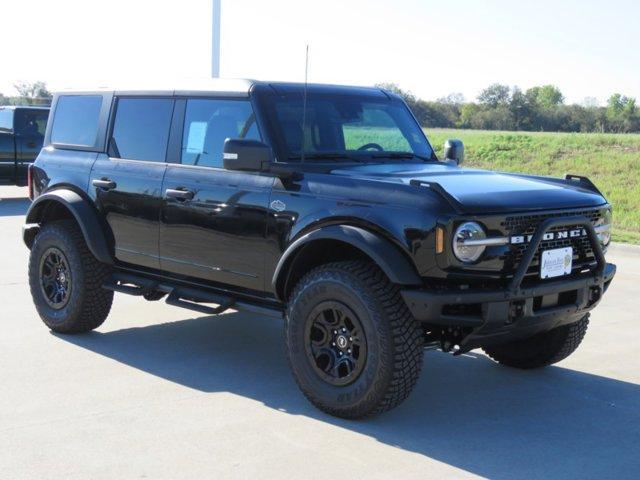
[305,301,367,386]
[39,247,72,309]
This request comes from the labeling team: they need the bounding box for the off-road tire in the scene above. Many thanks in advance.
[482,314,590,369]
[28,220,113,333]
[285,261,424,419]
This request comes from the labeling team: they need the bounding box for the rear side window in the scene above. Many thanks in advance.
[14,110,49,136]
[51,95,103,146]
[180,99,260,168]
[0,109,13,130]
[109,98,174,162]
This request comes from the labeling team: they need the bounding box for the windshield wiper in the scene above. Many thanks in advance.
[370,152,433,162]
[287,153,364,162]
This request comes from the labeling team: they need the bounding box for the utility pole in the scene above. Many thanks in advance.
[211,0,221,77]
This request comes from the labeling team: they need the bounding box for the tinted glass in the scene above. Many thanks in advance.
[14,110,49,136]
[265,94,433,161]
[0,109,13,130]
[342,107,412,151]
[110,98,174,161]
[51,95,102,146]
[181,99,260,168]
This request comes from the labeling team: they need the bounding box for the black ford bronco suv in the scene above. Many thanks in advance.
[23,80,616,418]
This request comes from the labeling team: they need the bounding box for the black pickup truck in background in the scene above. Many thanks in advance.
[0,106,50,185]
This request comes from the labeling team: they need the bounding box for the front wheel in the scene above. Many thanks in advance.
[28,220,113,333]
[285,261,424,419]
[482,314,590,369]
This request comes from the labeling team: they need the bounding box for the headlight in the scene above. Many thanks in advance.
[453,221,486,263]
[596,208,612,247]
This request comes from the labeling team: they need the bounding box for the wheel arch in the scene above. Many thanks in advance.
[24,189,114,265]
[272,225,422,302]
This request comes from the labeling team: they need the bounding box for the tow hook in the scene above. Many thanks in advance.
[507,300,526,324]
[588,286,601,306]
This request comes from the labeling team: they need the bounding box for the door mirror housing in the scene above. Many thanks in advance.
[223,139,272,172]
[444,139,464,165]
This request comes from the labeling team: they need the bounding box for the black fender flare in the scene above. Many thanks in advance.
[272,224,422,301]
[23,190,113,265]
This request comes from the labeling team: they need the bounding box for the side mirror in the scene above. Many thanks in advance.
[223,138,272,172]
[444,139,464,165]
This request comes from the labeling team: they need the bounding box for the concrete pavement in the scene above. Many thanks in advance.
[1,186,639,479]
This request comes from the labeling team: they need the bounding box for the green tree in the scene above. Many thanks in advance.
[13,81,52,105]
[375,82,416,104]
[477,84,510,107]
[458,103,481,128]
[607,93,638,132]
[526,85,564,108]
[437,93,465,105]
[509,87,535,130]
[373,80,640,134]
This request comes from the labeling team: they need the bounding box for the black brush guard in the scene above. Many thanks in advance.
[401,216,616,350]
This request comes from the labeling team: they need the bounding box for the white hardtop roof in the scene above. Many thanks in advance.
[54,78,257,96]
[53,78,388,98]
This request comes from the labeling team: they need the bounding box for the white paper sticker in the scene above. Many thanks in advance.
[540,247,573,279]
[185,122,207,154]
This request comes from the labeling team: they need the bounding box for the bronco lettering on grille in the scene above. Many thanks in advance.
[510,228,587,245]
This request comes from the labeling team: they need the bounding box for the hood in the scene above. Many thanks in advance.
[331,162,606,214]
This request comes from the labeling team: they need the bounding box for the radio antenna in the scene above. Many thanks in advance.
[300,44,309,163]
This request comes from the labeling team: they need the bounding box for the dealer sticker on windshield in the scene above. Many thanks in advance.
[540,247,573,279]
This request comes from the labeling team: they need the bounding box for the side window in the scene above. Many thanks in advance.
[14,110,48,136]
[110,98,174,162]
[181,99,260,168]
[34,112,49,136]
[0,109,13,130]
[51,95,103,147]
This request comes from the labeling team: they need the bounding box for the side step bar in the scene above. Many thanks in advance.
[165,288,235,315]
[103,273,159,296]
[103,272,282,318]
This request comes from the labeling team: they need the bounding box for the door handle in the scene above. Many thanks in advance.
[92,178,117,190]
[27,142,36,148]
[165,188,194,201]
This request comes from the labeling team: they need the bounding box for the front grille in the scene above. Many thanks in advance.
[499,208,603,276]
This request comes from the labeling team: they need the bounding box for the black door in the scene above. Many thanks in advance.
[0,109,16,182]
[14,108,48,182]
[159,97,273,292]
[89,97,175,269]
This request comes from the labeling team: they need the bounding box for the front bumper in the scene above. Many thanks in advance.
[401,215,617,350]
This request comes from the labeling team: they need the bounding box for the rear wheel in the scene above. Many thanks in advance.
[28,220,113,333]
[285,261,424,418]
[482,314,590,369]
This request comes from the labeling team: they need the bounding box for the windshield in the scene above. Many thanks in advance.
[263,93,434,162]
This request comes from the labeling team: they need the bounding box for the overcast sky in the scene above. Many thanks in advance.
[1,0,638,105]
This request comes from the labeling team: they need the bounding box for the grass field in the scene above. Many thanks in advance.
[425,129,640,244]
